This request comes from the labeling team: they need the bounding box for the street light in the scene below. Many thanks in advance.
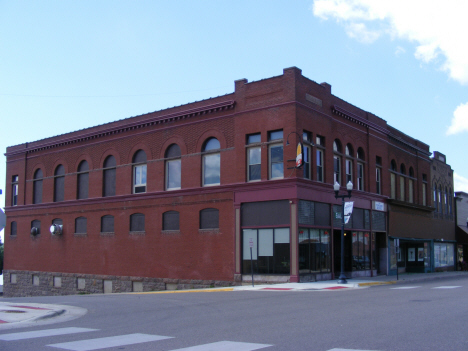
[334,180,353,284]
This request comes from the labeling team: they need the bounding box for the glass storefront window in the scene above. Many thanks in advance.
[242,228,290,275]
[434,243,454,268]
[352,232,371,271]
[298,228,331,274]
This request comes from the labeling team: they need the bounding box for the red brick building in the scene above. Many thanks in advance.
[3,67,453,296]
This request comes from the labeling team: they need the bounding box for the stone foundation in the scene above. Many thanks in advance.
[2,270,238,297]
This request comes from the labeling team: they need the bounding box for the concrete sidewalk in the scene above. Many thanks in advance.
[234,271,468,291]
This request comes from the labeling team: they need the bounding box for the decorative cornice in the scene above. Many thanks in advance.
[332,105,431,157]
[5,100,236,157]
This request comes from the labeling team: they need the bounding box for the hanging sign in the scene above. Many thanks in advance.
[344,201,354,224]
[296,142,304,168]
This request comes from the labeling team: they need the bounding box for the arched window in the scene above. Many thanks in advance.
[163,211,179,231]
[390,160,396,199]
[202,138,220,186]
[10,221,17,236]
[200,208,219,229]
[438,186,442,213]
[345,144,353,185]
[433,183,438,212]
[75,217,87,234]
[130,213,145,232]
[399,164,406,201]
[444,187,448,215]
[132,150,147,194]
[33,169,43,204]
[357,148,364,191]
[54,165,65,202]
[103,155,116,197]
[333,139,342,185]
[165,144,181,190]
[101,215,114,233]
[31,219,41,235]
[408,167,414,203]
[77,160,89,199]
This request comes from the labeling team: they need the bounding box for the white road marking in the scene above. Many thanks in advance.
[431,286,462,289]
[47,333,172,351]
[170,341,272,350]
[0,327,97,341]
[390,286,421,289]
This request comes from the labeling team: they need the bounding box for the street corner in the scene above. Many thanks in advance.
[0,302,87,330]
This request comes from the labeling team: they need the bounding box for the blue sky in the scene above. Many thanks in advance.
[1,0,468,242]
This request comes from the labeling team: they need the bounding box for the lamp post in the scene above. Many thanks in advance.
[334,181,353,284]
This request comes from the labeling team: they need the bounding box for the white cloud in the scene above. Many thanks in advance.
[446,102,468,135]
[312,0,468,84]
[454,173,468,193]
[395,46,405,57]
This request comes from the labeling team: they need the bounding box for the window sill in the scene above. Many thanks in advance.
[130,231,146,235]
[162,230,180,235]
[74,233,87,236]
[199,229,220,234]
[100,232,115,236]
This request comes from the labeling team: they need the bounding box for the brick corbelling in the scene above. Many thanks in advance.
[5,100,236,157]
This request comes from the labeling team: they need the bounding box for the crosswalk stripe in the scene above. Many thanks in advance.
[47,333,173,351]
[170,341,272,350]
[431,286,461,289]
[0,327,98,341]
[390,286,420,289]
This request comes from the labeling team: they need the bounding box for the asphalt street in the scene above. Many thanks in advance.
[0,275,467,351]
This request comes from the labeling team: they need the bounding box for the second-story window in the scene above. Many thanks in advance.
[77,160,89,199]
[33,169,43,204]
[422,174,427,206]
[247,133,261,182]
[202,138,220,186]
[399,164,406,201]
[390,160,397,199]
[316,135,325,182]
[376,168,381,195]
[103,155,116,197]
[165,144,181,190]
[333,139,342,185]
[357,148,365,191]
[54,165,65,202]
[132,150,147,194]
[11,175,18,206]
[303,131,312,180]
[408,167,414,203]
[268,130,283,179]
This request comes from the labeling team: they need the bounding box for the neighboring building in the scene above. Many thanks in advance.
[3,67,448,297]
[455,191,468,268]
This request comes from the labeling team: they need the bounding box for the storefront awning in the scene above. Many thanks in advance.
[456,226,468,244]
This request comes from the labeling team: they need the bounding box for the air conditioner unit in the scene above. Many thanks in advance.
[49,224,63,235]
[30,227,39,236]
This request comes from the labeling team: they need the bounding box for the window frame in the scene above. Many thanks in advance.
[103,155,117,197]
[33,169,43,204]
[54,165,65,202]
[268,130,284,180]
[357,162,364,191]
[11,175,18,206]
[246,133,261,182]
[199,208,220,230]
[376,167,381,195]
[162,211,180,231]
[202,138,221,187]
[77,160,89,200]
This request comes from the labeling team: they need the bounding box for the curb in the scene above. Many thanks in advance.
[358,281,396,287]
[131,287,235,294]
[34,309,66,321]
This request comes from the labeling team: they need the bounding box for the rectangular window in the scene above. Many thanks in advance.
[333,155,341,185]
[345,159,353,184]
[203,153,220,186]
[400,176,405,201]
[376,168,381,194]
[390,173,396,199]
[268,130,283,180]
[200,208,219,229]
[133,164,147,193]
[316,149,324,182]
[298,228,331,274]
[246,134,261,182]
[101,215,114,233]
[166,160,181,190]
[376,156,382,166]
[12,175,18,206]
[75,217,87,234]
[303,145,311,179]
[103,169,116,197]
[130,213,145,232]
[316,135,325,146]
[422,183,427,206]
[357,163,364,191]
